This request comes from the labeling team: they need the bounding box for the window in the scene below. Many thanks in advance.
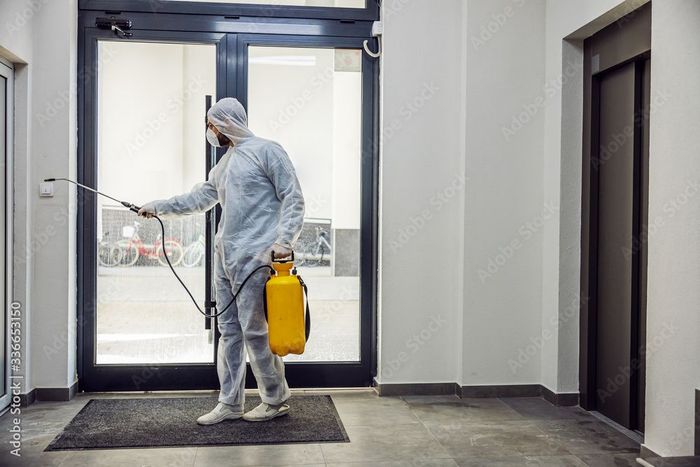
[166,0,365,8]
[80,0,378,21]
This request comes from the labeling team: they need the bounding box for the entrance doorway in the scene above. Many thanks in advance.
[0,57,13,412]
[77,4,378,391]
[580,3,651,432]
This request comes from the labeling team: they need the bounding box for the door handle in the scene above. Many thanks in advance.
[204,95,214,332]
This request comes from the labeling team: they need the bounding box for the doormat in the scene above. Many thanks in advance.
[45,395,349,451]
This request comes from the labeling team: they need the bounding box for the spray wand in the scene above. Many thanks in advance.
[45,177,274,318]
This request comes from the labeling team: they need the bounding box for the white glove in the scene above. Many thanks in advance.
[138,202,158,219]
[271,243,293,260]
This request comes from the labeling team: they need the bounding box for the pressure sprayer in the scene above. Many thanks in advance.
[45,178,310,357]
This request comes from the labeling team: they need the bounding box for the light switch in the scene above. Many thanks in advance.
[39,181,54,197]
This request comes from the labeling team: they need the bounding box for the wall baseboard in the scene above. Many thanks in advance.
[20,381,78,406]
[459,384,541,399]
[695,389,700,456]
[640,444,660,459]
[19,389,36,407]
[374,382,458,397]
[541,386,579,407]
[373,380,579,406]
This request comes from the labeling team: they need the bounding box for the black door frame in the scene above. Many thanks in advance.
[233,33,379,390]
[79,0,380,22]
[579,3,650,431]
[77,9,379,392]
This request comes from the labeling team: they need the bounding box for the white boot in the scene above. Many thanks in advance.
[242,402,290,422]
[197,402,244,425]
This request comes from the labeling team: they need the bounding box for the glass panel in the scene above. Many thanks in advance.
[248,46,362,362]
[96,41,216,364]
[0,75,6,397]
[165,0,365,8]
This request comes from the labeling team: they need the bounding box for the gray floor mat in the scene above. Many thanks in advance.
[45,395,349,451]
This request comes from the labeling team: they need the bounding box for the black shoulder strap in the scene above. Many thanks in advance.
[263,277,270,321]
[299,276,311,342]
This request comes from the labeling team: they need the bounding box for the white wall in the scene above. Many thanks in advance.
[98,42,218,204]
[0,0,36,396]
[249,47,334,221]
[0,1,34,63]
[28,0,79,391]
[248,47,362,228]
[331,65,362,230]
[0,0,79,393]
[376,0,466,384]
[644,0,700,456]
[0,0,80,395]
[461,0,546,386]
[541,0,631,395]
[182,44,217,192]
[378,0,549,388]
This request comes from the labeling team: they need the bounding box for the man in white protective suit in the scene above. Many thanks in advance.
[139,97,305,425]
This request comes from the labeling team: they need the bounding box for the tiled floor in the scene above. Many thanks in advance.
[0,390,648,466]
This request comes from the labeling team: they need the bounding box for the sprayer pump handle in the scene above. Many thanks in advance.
[271,250,295,263]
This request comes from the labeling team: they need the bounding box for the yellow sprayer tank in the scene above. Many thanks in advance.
[265,257,310,357]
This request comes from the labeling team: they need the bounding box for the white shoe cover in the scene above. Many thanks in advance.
[242,402,290,422]
[197,402,243,425]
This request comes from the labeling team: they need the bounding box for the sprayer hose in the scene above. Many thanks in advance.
[154,215,274,318]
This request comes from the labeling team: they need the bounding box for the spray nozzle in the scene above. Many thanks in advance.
[121,201,141,213]
[44,178,56,182]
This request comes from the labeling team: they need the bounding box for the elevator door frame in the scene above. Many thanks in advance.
[580,3,651,432]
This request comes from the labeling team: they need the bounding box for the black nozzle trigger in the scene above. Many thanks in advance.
[121,201,141,213]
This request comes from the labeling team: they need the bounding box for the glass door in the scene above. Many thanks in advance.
[80,28,377,391]
[96,40,216,365]
[80,30,227,391]
[0,58,12,411]
[236,35,376,388]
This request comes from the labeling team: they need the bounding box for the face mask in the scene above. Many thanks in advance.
[206,128,222,147]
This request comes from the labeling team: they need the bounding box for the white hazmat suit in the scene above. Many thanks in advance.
[142,98,305,413]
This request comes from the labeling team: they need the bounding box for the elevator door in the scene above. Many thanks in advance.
[593,59,650,431]
[594,62,638,428]
[581,2,651,433]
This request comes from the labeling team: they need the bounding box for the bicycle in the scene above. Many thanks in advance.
[297,226,332,267]
[182,234,205,268]
[116,221,184,267]
[98,232,123,267]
